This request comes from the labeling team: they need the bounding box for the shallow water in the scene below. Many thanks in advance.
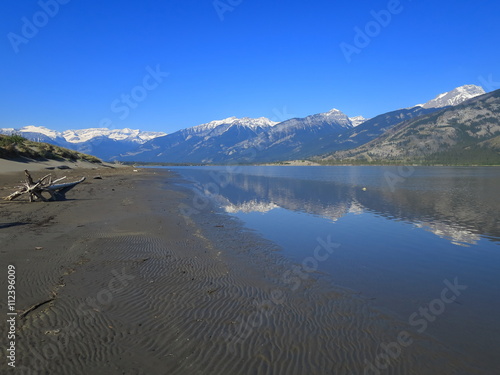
[169,165,500,371]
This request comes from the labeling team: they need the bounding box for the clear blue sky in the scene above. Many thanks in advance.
[1,0,499,133]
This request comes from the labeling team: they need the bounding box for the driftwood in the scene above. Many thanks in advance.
[3,170,85,202]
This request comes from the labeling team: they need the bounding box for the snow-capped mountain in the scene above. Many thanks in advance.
[122,83,487,164]
[0,126,165,145]
[417,84,485,109]
[124,83,488,164]
[3,84,488,164]
[185,117,278,139]
[322,88,500,163]
[1,125,67,144]
[348,116,368,127]
[62,128,164,144]
[121,109,354,163]
[310,84,488,160]
[221,109,354,162]
[14,125,60,139]
[0,126,166,161]
[273,108,351,132]
[190,117,277,134]
[122,116,279,163]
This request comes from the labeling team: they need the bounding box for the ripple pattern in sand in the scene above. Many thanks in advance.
[14,223,489,375]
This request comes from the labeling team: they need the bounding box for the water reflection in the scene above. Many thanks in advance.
[177,166,500,247]
[170,166,500,369]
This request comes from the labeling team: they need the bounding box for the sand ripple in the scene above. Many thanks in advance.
[10,176,491,375]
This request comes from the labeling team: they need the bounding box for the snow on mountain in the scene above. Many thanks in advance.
[3,83,487,164]
[348,116,368,127]
[19,125,60,139]
[218,108,354,162]
[0,125,68,144]
[189,117,278,135]
[121,116,278,163]
[0,125,166,161]
[302,108,352,129]
[271,108,352,134]
[62,128,166,144]
[119,108,355,163]
[418,84,485,109]
[0,126,166,145]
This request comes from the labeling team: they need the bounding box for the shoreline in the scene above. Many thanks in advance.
[0,166,490,374]
[129,162,500,167]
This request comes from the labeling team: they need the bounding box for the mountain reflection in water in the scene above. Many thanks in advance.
[176,166,499,247]
[170,166,500,370]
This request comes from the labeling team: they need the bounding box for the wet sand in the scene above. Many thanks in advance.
[0,165,491,374]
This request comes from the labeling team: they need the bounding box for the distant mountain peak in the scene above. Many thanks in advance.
[192,116,278,132]
[60,127,165,143]
[306,108,351,124]
[265,108,353,137]
[326,87,500,164]
[237,117,279,127]
[326,108,342,114]
[418,84,485,109]
[349,116,368,127]
[19,125,60,138]
[321,108,347,118]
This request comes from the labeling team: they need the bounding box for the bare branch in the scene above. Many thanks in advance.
[3,171,85,202]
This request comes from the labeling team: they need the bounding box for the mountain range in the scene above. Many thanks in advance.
[2,84,498,164]
[0,126,166,161]
[119,84,491,164]
[124,109,357,163]
[321,88,500,164]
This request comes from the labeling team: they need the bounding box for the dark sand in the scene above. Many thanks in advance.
[0,166,491,374]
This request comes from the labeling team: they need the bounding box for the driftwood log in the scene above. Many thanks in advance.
[3,170,85,202]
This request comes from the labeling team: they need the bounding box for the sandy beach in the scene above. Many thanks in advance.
[0,163,490,374]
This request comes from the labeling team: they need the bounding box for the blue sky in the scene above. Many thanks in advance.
[1,0,499,133]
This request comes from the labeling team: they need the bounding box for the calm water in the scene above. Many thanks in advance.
[168,166,500,368]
